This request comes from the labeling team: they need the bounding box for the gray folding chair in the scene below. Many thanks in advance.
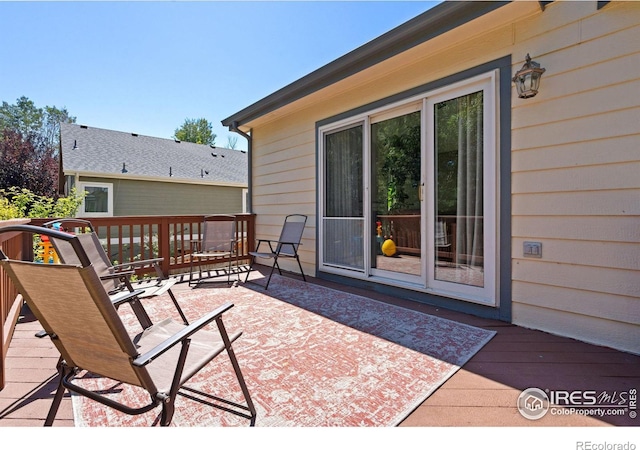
[0,224,256,426]
[189,215,238,287]
[244,214,307,289]
[43,219,188,326]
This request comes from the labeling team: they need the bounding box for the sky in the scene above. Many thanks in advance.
[0,1,442,151]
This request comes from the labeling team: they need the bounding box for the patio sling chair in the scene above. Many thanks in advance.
[244,214,307,290]
[435,220,452,264]
[189,214,239,287]
[0,224,256,426]
[42,218,189,326]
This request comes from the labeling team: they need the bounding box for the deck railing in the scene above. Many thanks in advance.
[29,213,256,278]
[0,214,255,390]
[0,219,31,390]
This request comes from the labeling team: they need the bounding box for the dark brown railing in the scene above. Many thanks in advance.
[0,214,255,390]
[29,213,255,278]
[0,219,31,390]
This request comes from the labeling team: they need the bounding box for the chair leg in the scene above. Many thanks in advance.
[295,256,306,282]
[264,256,282,290]
[189,254,195,286]
[168,289,189,325]
[227,254,233,285]
[160,401,175,427]
[161,339,190,426]
[216,317,257,424]
[189,255,207,287]
[234,252,240,283]
[45,361,71,426]
[244,256,255,283]
[129,297,153,329]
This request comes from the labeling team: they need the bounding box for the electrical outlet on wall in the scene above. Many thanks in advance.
[523,241,542,258]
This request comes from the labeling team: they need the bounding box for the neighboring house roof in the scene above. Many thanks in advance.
[221,0,509,129]
[60,123,247,186]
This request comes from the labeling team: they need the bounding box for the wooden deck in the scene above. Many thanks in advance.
[1,266,638,430]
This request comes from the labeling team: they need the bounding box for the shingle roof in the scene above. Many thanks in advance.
[60,123,247,186]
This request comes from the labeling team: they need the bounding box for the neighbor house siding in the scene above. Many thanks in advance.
[509,0,640,354]
[79,177,244,216]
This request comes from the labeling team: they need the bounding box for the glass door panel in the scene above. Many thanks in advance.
[322,124,365,270]
[370,111,422,278]
[434,91,484,287]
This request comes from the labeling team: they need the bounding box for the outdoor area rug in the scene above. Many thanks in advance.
[72,274,495,427]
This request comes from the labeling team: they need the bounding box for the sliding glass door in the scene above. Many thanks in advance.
[322,124,365,271]
[433,91,485,287]
[319,71,496,305]
[370,108,422,282]
[427,77,495,302]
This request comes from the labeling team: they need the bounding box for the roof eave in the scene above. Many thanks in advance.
[221,0,510,129]
[65,170,247,188]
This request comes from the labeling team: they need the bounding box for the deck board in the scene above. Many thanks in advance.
[1,266,638,428]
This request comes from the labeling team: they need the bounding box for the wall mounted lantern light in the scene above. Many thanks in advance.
[512,54,546,99]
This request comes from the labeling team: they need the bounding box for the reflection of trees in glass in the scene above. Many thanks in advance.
[435,91,483,216]
[372,111,421,214]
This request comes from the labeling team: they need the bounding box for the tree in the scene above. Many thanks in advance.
[0,128,58,197]
[0,186,85,219]
[43,105,76,151]
[226,135,238,150]
[0,96,43,138]
[0,96,76,152]
[0,96,76,196]
[173,118,216,145]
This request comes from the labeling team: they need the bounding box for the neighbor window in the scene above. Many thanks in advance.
[78,182,113,217]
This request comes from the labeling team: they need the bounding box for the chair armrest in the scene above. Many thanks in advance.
[110,289,145,308]
[100,270,135,280]
[112,258,164,271]
[113,258,168,279]
[99,270,139,293]
[253,239,277,253]
[276,241,302,246]
[132,302,235,366]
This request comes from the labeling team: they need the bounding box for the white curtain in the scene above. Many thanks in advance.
[455,92,483,269]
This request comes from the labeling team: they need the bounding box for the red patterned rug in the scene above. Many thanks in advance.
[72,274,495,427]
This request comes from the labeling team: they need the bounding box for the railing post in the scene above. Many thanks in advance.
[159,216,170,277]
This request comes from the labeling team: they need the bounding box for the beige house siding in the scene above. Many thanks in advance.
[509,0,640,354]
[245,1,639,353]
[79,176,245,216]
[251,122,317,276]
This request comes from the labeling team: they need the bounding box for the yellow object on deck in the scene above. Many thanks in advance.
[381,239,396,257]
